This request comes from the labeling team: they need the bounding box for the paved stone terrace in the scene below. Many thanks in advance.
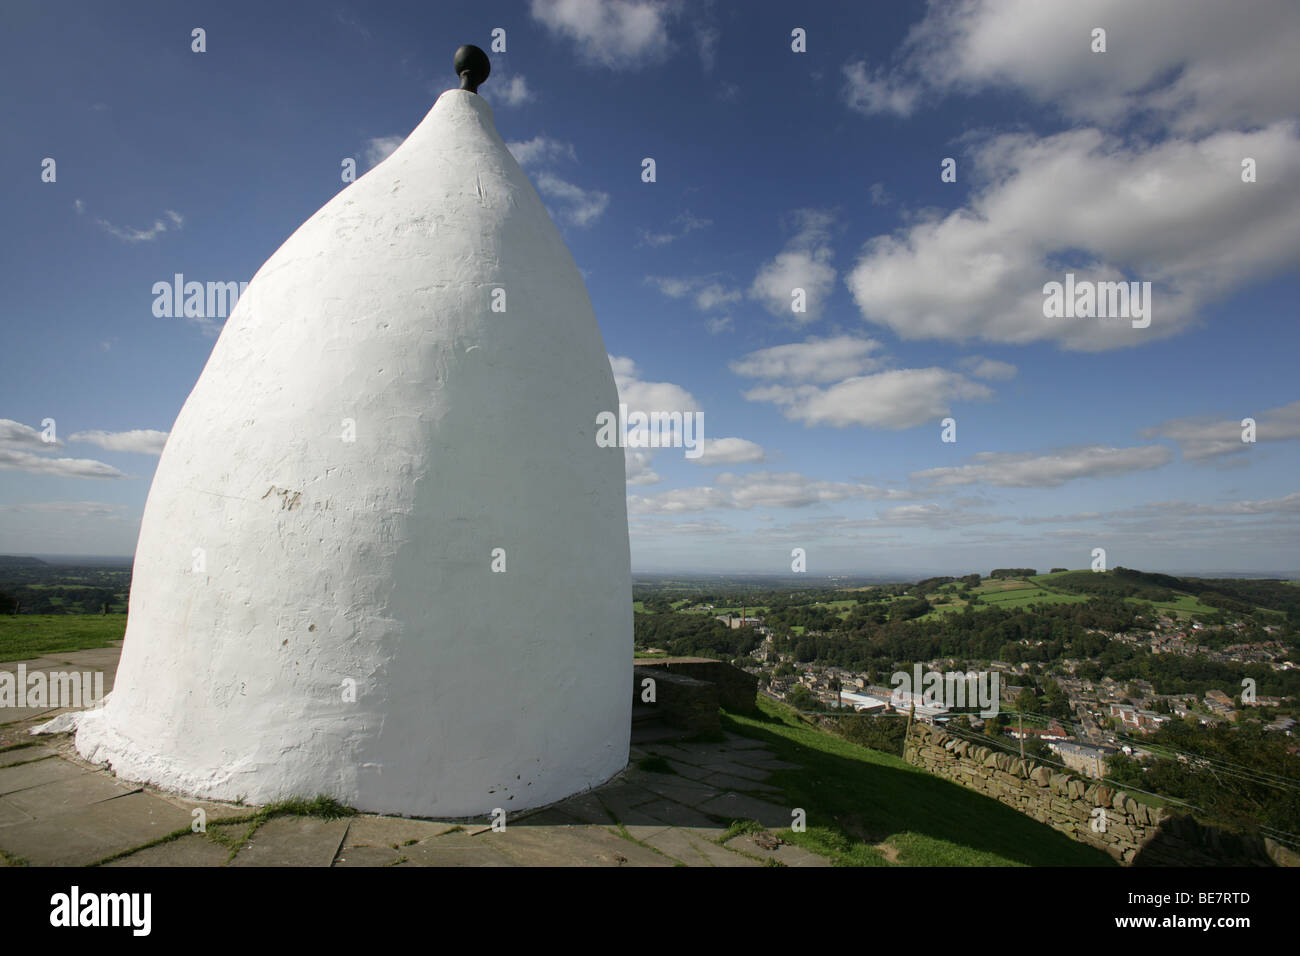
[0,646,828,867]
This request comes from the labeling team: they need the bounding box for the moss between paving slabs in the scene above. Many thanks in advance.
[721,697,1115,867]
[90,795,357,867]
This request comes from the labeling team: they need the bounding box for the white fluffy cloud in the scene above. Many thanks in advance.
[628,471,909,514]
[69,429,169,455]
[0,448,126,480]
[873,503,1015,528]
[624,449,661,485]
[957,356,1017,381]
[494,75,535,108]
[1,501,128,518]
[911,445,1173,488]
[842,59,920,118]
[844,0,1300,134]
[646,275,741,311]
[846,124,1300,351]
[750,209,837,323]
[639,212,711,247]
[530,0,674,69]
[745,368,991,429]
[534,171,610,226]
[363,136,403,170]
[688,437,766,467]
[1141,401,1300,460]
[0,420,164,478]
[730,336,886,384]
[506,136,576,167]
[95,209,182,243]
[0,420,126,479]
[0,419,57,449]
[609,356,699,414]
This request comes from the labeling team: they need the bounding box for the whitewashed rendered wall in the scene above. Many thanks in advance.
[76,90,632,817]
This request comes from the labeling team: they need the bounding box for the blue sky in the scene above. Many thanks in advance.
[2,0,1298,575]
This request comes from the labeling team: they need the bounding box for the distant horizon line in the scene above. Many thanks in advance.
[4,554,1297,581]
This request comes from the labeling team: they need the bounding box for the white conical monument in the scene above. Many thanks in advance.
[75,46,632,817]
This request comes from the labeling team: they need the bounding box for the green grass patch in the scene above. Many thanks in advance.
[718,818,766,842]
[0,614,126,661]
[1137,594,1219,617]
[721,697,1114,867]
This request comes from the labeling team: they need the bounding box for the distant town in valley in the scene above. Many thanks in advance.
[631,565,1300,838]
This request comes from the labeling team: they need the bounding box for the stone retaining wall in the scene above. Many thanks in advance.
[633,657,758,714]
[632,665,719,734]
[904,723,1295,866]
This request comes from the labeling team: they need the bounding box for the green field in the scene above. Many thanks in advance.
[0,614,126,662]
[814,599,858,619]
[718,697,1113,866]
[1140,594,1219,617]
[913,578,1091,620]
[912,574,1228,622]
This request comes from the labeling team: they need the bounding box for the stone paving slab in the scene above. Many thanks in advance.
[726,833,834,867]
[103,832,233,867]
[1,706,63,724]
[622,823,670,841]
[0,797,35,829]
[155,796,256,824]
[512,807,589,827]
[699,772,783,794]
[0,657,69,674]
[630,798,723,829]
[483,824,672,867]
[396,830,512,867]
[549,791,615,825]
[661,759,714,781]
[636,777,722,806]
[697,792,794,829]
[722,734,771,749]
[593,782,661,822]
[644,827,761,867]
[0,745,57,767]
[0,755,90,796]
[0,792,192,866]
[334,843,402,867]
[6,770,134,816]
[725,754,802,772]
[341,815,459,849]
[47,648,124,668]
[663,742,744,761]
[690,760,774,781]
[228,816,351,867]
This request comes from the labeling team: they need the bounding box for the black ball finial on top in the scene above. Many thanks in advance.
[454,45,491,94]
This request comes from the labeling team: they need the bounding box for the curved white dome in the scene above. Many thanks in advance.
[76,90,632,817]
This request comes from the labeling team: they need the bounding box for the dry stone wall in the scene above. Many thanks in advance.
[634,657,758,714]
[904,723,1294,866]
[632,665,719,734]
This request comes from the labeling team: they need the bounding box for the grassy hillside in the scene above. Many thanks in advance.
[0,614,126,661]
[910,570,1246,621]
[721,697,1113,866]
